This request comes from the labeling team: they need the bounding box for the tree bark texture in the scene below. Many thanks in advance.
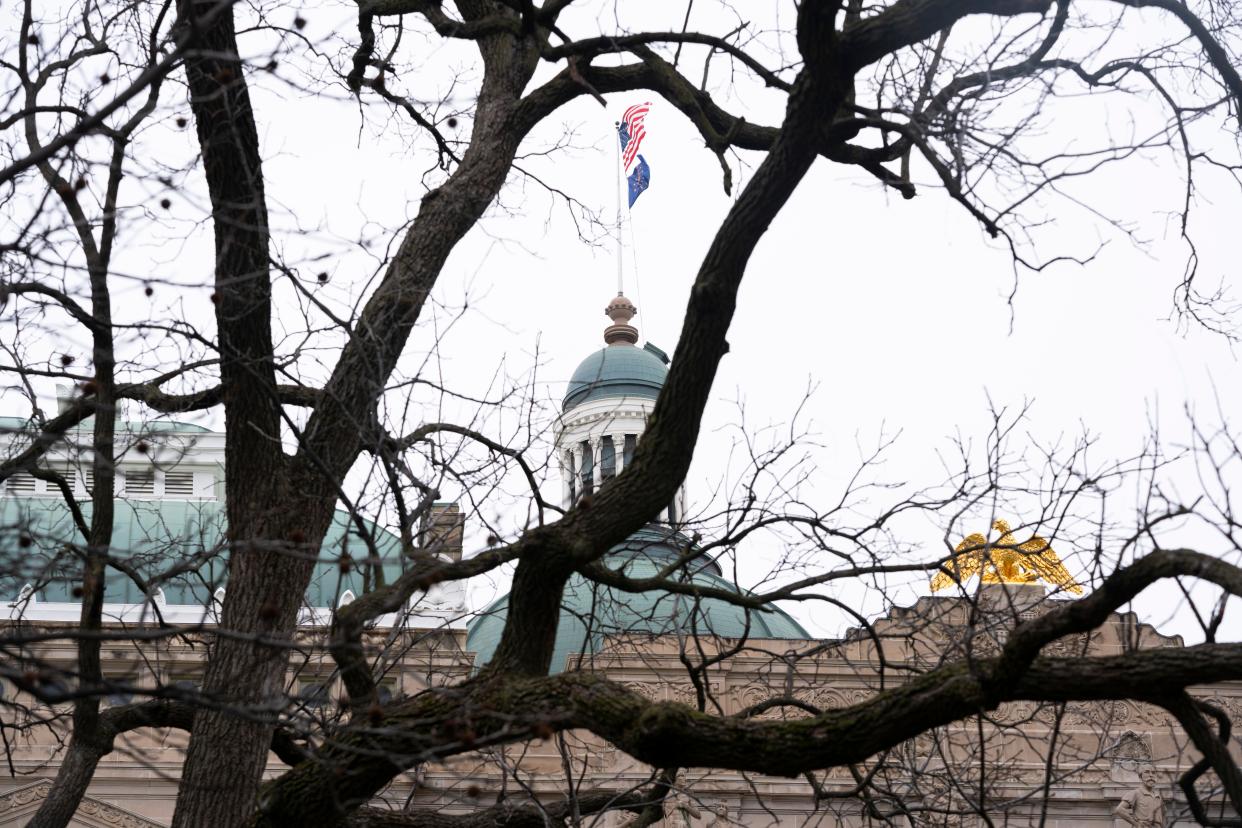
[171,0,294,823]
[174,4,544,823]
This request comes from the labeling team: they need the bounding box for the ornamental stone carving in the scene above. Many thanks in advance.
[1044,633,1093,657]
[0,782,52,811]
[806,688,847,712]
[668,682,701,707]
[1110,731,1152,763]
[0,781,166,827]
[735,684,779,718]
[622,680,662,702]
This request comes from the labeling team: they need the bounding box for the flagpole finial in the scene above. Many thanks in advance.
[604,294,639,346]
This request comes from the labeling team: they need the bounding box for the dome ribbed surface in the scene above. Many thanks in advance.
[563,345,668,412]
[465,525,809,672]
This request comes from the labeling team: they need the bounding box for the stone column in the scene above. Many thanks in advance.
[591,435,603,488]
[611,432,627,475]
[570,443,584,501]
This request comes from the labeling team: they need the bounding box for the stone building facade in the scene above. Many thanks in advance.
[1,296,1237,825]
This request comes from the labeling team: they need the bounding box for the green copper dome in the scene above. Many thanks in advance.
[0,497,405,608]
[466,525,809,673]
[0,416,211,433]
[563,345,668,412]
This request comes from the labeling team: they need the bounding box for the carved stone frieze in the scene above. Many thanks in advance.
[622,681,663,702]
[0,782,52,811]
[1042,633,1093,657]
[0,781,167,827]
[807,688,848,710]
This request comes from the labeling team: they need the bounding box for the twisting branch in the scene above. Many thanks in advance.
[256,640,1242,824]
[0,282,100,331]
[345,788,654,827]
[1165,694,1242,825]
[541,32,793,92]
[388,422,562,520]
[1118,0,1242,122]
[256,543,1242,823]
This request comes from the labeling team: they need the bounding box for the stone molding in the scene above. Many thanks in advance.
[0,780,167,828]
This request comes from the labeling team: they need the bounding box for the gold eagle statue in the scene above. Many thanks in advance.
[930,519,1083,594]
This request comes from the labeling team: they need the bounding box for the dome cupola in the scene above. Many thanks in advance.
[562,344,667,412]
[562,293,667,413]
[556,294,679,521]
[464,293,810,673]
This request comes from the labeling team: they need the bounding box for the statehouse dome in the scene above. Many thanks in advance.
[562,344,669,412]
[483,293,810,672]
[465,525,809,672]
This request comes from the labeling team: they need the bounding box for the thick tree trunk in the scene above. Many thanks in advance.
[170,0,292,823]
[171,500,334,828]
[173,4,540,824]
[25,741,108,828]
[256,12,847,822]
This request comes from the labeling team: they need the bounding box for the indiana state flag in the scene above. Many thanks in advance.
[627,155,650,207]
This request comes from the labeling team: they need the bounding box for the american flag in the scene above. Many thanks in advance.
[618,102,651,172]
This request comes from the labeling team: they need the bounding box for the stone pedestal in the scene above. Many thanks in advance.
[976,582,1048,616]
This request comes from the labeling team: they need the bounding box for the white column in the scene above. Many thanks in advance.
[591,435,603,488]
[571,443,584,502]
[560,451,572,507]
[611,432,627,475]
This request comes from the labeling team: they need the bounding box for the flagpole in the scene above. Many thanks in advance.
[614,119,624,296]
[628,200,645,334]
